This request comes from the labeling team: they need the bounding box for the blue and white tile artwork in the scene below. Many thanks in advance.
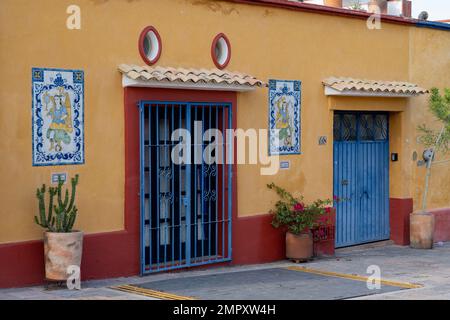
[268,79,301,155]
[32,68,84,166]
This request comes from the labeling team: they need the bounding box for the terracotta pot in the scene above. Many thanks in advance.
[44,231,83,281]
[368,0,386,13]
[286,231,313,262]
[410,212,435,249]
[324,0,342,8]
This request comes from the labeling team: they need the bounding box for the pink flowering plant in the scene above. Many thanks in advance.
[267,183,337,235]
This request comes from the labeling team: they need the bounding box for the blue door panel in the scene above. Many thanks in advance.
[334,142,359,246]
[334,112,389,248]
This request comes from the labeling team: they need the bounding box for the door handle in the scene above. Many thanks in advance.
[360,191,369,199]
[341,179,349,186]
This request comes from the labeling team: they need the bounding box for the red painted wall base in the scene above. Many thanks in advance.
[0,240,44,288]
[430,207,450,243]
[0,230,139,288]
[312,208,336,257]
[232,214,285,264]
[390,198,413,245]
[389,198,450,245]
[314,239,334,256]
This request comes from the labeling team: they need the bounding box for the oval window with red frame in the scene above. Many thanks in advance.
[211,33,231,69]
[138,26,162,65]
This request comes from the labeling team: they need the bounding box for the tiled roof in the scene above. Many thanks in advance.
[118,64,265,88]
[323,77,428,95]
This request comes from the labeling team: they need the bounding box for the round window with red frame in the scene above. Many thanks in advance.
[211,33,231,69]
[138,26,162,65]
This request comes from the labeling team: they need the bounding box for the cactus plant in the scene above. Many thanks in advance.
[34,174,79,232]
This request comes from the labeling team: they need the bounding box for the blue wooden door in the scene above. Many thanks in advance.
[333,112,390,248]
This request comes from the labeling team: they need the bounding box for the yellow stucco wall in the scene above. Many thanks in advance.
[0,0,447,243]
[408,27,450,211]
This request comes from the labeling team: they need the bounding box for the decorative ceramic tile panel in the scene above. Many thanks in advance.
[32,68,84,166]
[268,79,301,155]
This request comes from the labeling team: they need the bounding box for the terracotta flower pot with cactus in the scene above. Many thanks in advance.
[34,174,82,281]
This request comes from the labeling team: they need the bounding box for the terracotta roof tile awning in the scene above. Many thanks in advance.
[323,77,429,97]
[118,64,265,91]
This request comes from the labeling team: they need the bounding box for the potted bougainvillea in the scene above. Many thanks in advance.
[34,174,82,281]
[267,183,334,262]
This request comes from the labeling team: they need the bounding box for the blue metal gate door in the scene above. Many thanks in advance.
[333,112,390,248]
[139,101,233,274]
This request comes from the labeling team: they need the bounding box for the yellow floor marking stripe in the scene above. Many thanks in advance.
[112,285,189,300]
[120,284,196,300]
[111,286,167,299]
[111,284,196,300]
[286,266,423,289]
[113,286,171,299]
[114,285,194,300]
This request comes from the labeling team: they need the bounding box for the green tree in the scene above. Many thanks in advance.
[417,88,450,211]
[348,1,364,11]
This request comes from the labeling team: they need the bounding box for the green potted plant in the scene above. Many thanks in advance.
[267,183,333,262]
[34,174,82,281]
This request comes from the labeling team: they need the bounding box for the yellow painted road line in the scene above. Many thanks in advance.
[112,284,195,300]
[111,284,196,300]
[114,284,196,300]
[286,266,423,289]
